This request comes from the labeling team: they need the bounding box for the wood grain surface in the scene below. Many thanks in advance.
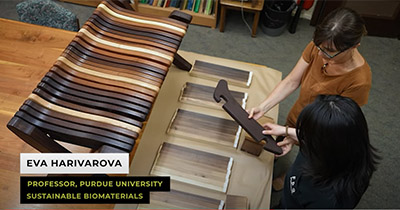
[138,189,224,209]
[179,82,248,109]
[190,60,253,87]
[167,109,242,147]
[151,142,233,193]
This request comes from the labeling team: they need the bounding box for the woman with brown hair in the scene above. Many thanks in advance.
[248,7,371,190]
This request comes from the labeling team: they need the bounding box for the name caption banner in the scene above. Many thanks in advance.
[20,153,129,174]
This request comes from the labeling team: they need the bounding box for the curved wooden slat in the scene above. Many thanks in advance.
[24,99,139,139]
[88,14,178,49]
[45,71,152,109]
[14,111,133,152]
[20,104,135,145]
[29,92,142,132]
[98,2,186,36]
[49,66,155,103]
[70,38,168,75]
[65,49,164,83]
[57,56,160,92]
[62,51,162,86]
[85,20,176,53]
[54,60,158,98]
[106,0,189,28]
[40,76,150,116]
[76,28,172,66]
[36,82,147,121]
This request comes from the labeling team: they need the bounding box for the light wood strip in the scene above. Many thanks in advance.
[167,109,241,147]
[150,143,233,193]
[180,82,248,109]
[85,21,176,53]
[98,3,186,35]
[78,28,173,62]
[28,94,141,133]
[57,56,160,92]
[190,60,253,87]
[138,190,224,209]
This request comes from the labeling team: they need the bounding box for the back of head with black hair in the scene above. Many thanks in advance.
[313,7,367,52]
[296,95,379,205]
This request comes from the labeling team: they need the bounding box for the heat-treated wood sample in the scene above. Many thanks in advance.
[151,142,233,193]
[190,60,253,87]
[179,82,248,109]
[167,109,241,148]
[225,194,249,209]
[138,189,224,209]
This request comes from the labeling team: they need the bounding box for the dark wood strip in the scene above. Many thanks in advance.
[76,29,172,66]
[36,81,147,121]
[191,60,252,87]
[101,1,187,36]
[62,51,162,87]
[49,66,155,103]
[53,60,158,98]
[88,14,178,49]
[70,37,168,74]
[32,88,143,127]
[180,82,247,108]
[106,0,189,28]
[20,104,135,145]
[65,47,164,83]
[41,76,150,115]
[24,99,139,139]
[81,23,175,59]
[85,20,176,53]
[14,111,133,152]
[45,71,152,110]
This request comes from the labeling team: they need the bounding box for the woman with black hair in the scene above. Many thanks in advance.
[263,95,379,208]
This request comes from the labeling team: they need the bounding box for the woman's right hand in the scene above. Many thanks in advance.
[275,137,296,157]
[247,106,266,120]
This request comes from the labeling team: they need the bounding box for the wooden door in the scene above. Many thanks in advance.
[311,0,400,38]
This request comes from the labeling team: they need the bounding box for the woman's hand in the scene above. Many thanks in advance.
[262,123,297,157]
[262,123,286,136]
[247,106,266,120]
[275,137,296,157]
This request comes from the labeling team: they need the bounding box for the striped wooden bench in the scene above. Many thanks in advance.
[7,0,192,154]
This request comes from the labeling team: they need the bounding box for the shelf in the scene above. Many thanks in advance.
[137,2,218,28]
[58,0,218,28]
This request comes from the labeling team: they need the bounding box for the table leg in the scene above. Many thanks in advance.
[252,11,260,37]
[219,5,227,32]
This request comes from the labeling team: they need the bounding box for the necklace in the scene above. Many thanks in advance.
[321,63,328,73]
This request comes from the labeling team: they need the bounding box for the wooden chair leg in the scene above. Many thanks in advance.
[173,53,192,71]
[7,116,70,153]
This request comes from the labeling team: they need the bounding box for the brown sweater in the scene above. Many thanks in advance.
[286,41,372,127]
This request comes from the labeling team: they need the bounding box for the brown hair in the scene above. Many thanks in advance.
[313,7,367,51]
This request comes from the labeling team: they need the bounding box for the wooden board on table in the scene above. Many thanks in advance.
[138,189,225,209]
[167,109,241,148]
[189,60,253,87]
[179,82,248,109]
[150,142,233,192]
